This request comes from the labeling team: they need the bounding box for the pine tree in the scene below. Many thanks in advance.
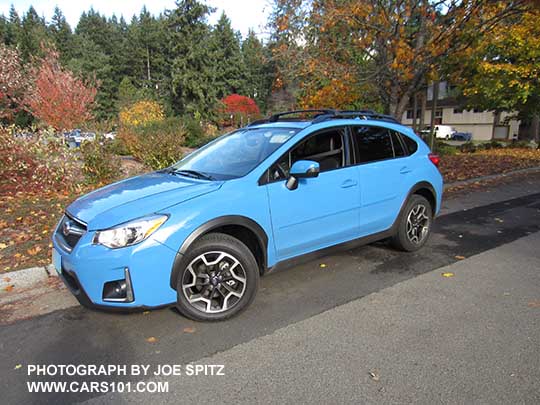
[210,12,246,99]
[50,6,73,62]
[5,5,21,46]
[19,6,50,62]
[242,30,272,111]
[167,0,216,117]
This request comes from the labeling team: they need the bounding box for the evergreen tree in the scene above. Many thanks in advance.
[210,12,246,99]
[5,5,21,46]
[167,0,216,117]
[242,30,271,111]
[19,6,50,62]
[50,6,73,62]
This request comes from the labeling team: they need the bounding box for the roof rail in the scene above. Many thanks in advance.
[247,109,336,126]
[247,108,399,127]
[312,110,399,124]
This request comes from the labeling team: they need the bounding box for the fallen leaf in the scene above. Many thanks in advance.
[369,371,380,382]
[0,243,7,250]
[14,364,22,370]
[527,300,540,308]
[143,311,150,315]
[183,327,196,334]
[27,246,42,256]
[146,337,157,343]
[319,263,327,268]
[494,218,504,223]
[442,272,455,278]
[4,284,15,292]
[3,276,11,282]
[455,255,466,260]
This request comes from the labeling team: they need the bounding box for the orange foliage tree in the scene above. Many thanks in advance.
[24,47,97,130]
[270,0,531,119]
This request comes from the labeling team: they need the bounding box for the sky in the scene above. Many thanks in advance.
[0,0,272,38]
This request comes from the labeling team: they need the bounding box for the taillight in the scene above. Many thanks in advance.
[428,153,440,167]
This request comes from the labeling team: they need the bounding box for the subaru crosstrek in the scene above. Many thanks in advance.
[52,110,443,321]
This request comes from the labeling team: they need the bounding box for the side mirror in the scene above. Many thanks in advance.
[286,160,320,190]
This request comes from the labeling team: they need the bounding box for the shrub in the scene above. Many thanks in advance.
[119,100,164,127]
[80,136,121,185]
[434,140,459,156]
[0,126,82,193]
[459,142,477,153]
[120,117,188,169]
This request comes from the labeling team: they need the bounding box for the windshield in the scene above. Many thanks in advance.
[170,127,300,180]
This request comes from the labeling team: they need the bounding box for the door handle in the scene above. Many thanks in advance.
[400,166,412,174]
[341,179,358,188]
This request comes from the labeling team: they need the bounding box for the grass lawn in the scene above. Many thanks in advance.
[1,148,539,274]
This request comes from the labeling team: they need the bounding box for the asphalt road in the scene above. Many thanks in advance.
[1,182,540,404]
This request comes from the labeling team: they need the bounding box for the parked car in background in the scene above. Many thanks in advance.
[65,129,96,148]
[451,132,472,141]
[53,109,443,321]
[421,125,457,140]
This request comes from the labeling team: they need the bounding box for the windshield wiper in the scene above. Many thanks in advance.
[168,169,214,181]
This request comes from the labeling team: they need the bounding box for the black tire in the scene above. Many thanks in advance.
[175,233,259,321]
[391,194,433,252]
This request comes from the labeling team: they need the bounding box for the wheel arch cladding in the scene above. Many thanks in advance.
[170,215,268,289]
[410,182,437,215]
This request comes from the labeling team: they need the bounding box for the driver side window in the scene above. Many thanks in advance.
[268,128,345,182]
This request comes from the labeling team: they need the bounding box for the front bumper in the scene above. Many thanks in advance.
[52,228,179,310]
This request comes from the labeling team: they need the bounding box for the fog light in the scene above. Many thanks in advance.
[102,268,134,302]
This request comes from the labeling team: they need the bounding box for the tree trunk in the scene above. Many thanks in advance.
[429,80,439,150]
[412,93,418,132]
[532,113,540,148]
[146,46,151,82]
[420,89,426,131]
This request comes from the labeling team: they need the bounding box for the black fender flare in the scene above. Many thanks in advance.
[170,215,269,289]
[391,181,438,233]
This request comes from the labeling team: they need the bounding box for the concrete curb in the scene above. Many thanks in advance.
[1,164,540,296]
[444,165,540,190]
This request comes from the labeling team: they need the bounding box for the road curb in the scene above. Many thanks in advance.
[444,165,540,190]
[2,165,540,294]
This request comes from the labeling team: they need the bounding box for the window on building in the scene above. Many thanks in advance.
[435,108,443,118]
[453,108,464,114]
[406,109,422,119]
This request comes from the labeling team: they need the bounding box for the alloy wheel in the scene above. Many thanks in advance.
[406,204,430,244]
[181,251,247,314]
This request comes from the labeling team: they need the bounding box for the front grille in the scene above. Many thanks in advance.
[55,214,87,252]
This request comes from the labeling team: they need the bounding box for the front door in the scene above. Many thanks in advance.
[265,128,360,260]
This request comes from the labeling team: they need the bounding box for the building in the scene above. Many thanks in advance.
[401,82,521,141]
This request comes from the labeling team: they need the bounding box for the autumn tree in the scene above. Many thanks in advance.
[270,0,530,119]
[220,93,260,125]
[24,47,97,130]
[0,44,28,121]
[450,6,540,145]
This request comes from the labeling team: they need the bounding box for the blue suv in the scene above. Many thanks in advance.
[52,110,443,321]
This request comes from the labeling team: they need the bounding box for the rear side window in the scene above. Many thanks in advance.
[390,131,406,157]
[352,126,394,163]
[401,134,418,155]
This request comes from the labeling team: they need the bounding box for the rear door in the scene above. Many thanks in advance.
[264,127,361,260]
[351,125,411,235]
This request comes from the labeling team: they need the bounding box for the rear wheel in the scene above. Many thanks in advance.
[176,233,259,321]
[391,194,433,252]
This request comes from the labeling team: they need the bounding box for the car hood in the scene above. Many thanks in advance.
[66,171,223,230]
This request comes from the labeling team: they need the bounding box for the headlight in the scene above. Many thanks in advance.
[93,215,168,249]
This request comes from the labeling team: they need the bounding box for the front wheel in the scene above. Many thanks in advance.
[176,233,259,321]
[391,195,433,252]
